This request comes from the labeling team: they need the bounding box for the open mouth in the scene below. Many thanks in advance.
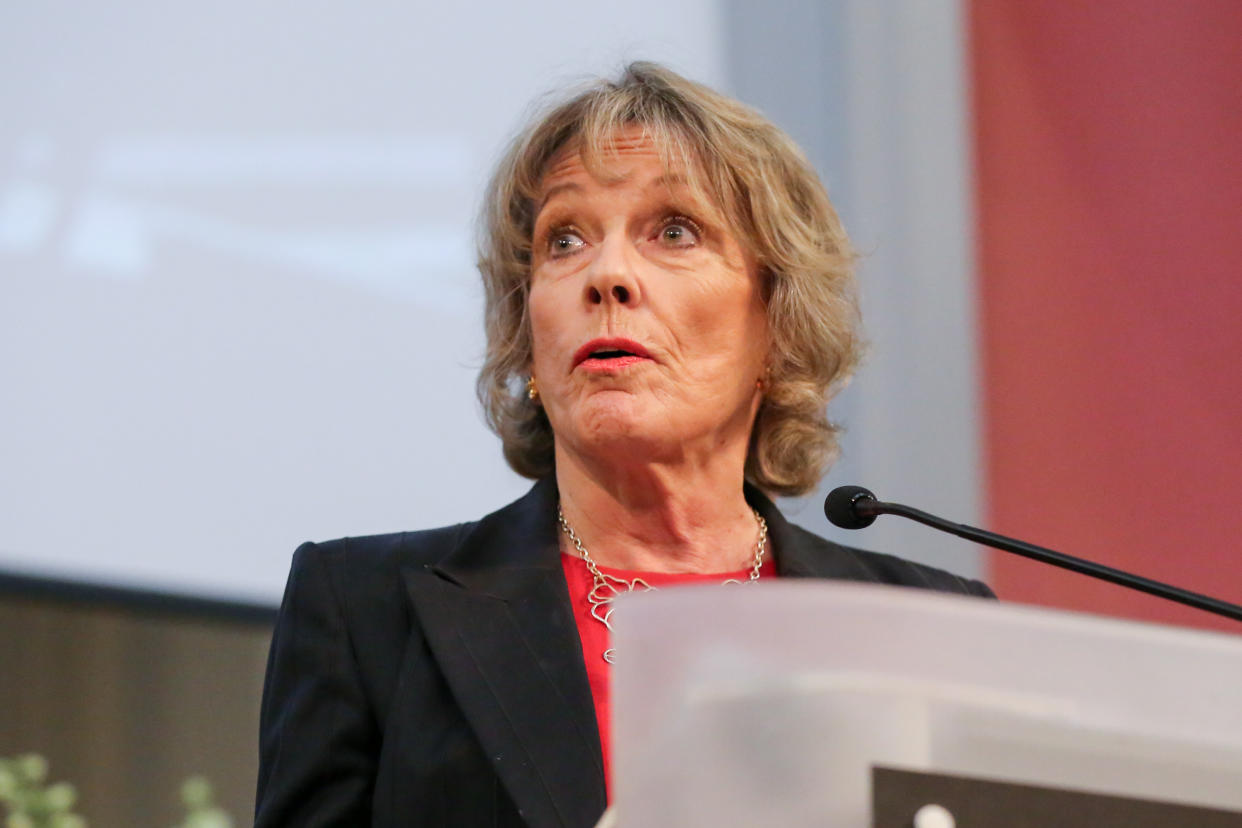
[573,339,652,370]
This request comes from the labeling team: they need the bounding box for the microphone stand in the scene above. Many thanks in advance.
[834,489,1242,624]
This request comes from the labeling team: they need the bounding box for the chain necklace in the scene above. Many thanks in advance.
[556,502,768,664]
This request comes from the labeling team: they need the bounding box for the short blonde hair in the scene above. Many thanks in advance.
[476,62,860,496]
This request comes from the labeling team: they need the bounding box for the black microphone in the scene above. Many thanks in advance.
[824,485,1242,624]
[823,485,880,529]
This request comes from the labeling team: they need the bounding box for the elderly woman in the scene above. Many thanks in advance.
[255,62,991,828]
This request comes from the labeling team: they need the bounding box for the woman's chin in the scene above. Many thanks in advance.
[561,399,673,460]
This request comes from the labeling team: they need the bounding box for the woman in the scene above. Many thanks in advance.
[255,62,992,828]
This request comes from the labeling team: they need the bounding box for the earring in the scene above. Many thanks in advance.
[756,367,771,393]
[527,376,539,401]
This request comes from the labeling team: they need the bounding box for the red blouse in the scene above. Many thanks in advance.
[559,552,778,799]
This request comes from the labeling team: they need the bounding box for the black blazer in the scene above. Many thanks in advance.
[255,477,993,828]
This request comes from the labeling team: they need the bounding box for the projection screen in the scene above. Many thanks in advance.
[0,2,727,605]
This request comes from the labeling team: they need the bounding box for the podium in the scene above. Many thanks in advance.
[610,583,1242,826]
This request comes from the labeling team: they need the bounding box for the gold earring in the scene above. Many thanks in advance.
[527,376,539,401]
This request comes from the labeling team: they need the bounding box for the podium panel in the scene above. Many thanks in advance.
[610,583,1242,827]
[873,766,1242,827]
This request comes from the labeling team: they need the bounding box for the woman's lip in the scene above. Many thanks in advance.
[577,354,652,373]
[572,338,653,367]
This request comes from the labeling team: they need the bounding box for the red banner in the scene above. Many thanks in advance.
[970,1,1242,631]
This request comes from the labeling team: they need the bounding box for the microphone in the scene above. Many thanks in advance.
[824,485,1242,624]
[823,485,879,529]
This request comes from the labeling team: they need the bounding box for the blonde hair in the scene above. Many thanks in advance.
[476,62,860,496]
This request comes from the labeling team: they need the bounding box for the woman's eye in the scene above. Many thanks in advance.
[548,231,585,257]
[656,217,701,247]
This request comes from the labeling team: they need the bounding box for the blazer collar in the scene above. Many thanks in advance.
[428,475,859,590]
[429,475,564,598]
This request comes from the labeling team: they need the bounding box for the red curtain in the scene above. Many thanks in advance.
[970,1,1242,632]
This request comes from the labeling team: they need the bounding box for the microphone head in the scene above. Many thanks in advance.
[824,485,879,530]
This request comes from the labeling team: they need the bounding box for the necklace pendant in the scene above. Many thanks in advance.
[558,501,768,667]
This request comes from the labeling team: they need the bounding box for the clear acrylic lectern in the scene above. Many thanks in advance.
[610,582,1242,827]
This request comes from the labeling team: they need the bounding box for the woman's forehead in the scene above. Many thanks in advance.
[535,127,716,211]
[543,125,700,181]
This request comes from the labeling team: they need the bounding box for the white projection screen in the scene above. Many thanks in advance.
[0,3,727,605]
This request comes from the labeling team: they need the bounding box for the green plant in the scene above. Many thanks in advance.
[173,776,232,828]
[0,754,85,828]
[0,755,232,828]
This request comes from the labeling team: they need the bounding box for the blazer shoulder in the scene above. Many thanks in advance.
[265,522,482,746]
[300,521,475,581]
[781,521,995,598]
[295,476,556,586]
[281,522,480,671]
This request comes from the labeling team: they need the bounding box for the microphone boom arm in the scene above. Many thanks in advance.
[848,493,1242,624]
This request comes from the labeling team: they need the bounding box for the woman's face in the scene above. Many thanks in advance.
[528,130,769,466]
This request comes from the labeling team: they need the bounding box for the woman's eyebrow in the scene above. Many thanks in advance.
[539,181,591,215]
[535,172,701,218]
[646,173,718,219]
[647,172,713,203]
[536,181,581,214]
[648,172,689,189]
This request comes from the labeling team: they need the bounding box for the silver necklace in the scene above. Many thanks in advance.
[556,502,768,664]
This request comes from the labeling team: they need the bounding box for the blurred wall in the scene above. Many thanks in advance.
[0,596,270,825]
[730,0,985,580]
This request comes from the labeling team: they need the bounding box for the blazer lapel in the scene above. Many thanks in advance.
[402,478,606,828]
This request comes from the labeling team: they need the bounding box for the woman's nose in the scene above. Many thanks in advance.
[588,283,631,304]
[585,237,641,306]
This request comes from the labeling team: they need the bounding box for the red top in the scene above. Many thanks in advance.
[559,552,778,799]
